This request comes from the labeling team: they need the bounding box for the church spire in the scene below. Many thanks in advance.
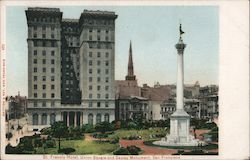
[126,41,136,81]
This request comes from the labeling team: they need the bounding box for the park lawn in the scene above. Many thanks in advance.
[36,139,119,155]
[110,127,167,141]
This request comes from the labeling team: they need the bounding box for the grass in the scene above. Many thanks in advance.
[110,127,167,141]
[35,138,119,155]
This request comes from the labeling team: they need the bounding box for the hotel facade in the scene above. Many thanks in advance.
[25,7,117,130]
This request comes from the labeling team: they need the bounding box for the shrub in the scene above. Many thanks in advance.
[6,132,13,139]
[40,127,52,135]
[5,144,23,154]
[127,145,141,155]
[19,137,34,151]
[58,147,76,154]
[82,124,96,133]
[46,139,56,148]
[113,147,130,155]
[109,136,119,144]
[34,138,43,148]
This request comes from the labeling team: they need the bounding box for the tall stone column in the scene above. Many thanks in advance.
[67,112,69,126]
[74,112,77,127]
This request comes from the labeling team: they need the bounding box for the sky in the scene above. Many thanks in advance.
[6,6,218,96]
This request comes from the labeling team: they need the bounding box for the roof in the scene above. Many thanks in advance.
[142,85,171,101]
[115,80,140,99]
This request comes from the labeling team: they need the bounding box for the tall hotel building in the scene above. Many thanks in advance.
[25,7,117,130]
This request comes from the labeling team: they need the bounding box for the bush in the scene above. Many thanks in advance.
[5,144,23,154]
[46,139,56,148]
[58,147,76,154]
[34,138,43,148]
[40,127,52,135]
[19,137,34,151]
[82,124,96,133]
[6,132,13,139]
[109,136,119,144]
[113,147,130,155]
[127,145,141,155]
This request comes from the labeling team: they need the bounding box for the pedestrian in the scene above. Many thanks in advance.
[16,138,18,143]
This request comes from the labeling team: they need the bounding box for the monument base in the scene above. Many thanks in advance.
[153,109,204,147]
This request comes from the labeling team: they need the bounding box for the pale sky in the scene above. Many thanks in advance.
[6,6,218,96]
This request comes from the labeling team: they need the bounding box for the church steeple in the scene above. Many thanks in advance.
[125,41,136,81]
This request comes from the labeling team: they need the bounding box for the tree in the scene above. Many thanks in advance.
[50,121,68,150]
[95,121,114,134]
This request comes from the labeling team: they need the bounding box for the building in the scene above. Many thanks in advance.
[25,7,117,130]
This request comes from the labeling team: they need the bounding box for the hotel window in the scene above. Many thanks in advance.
[89,52,92,57]
[105,77,109,83]
[34,84,37,90]
[97,102,101,107]
[51,51,55,56]
[89,35,92,40]
[42,41,46,47]
[34,26,37,30]
[33,59,37,64]
[43,68,46,73]
[89,85,92,90]
[51,59,55,64]
[105,36,108,41]
[89,29,92,33]
[34,93,37,98]
[97,77,101,82]
[42,76,46,81]
[97,85,101,91]
[97,94,101,99]
[105,86,109,91]
[51,34,54,39]
[89,60,92,66]
[97,29,101,33]
[51,93,55,98]
[43,59,46,64]
[42,34,46,38]
[42,26,46,31]
[97,69,101,74]
[42,93,46,98]
[105,61,109,66]
[89,69,92,74]
[97,60,101,66]
[34,41,37,46]
[89,102,92,107]
[89,94,92,99]
[51,42,55,47]
[51,101,55,107]
[34,76,37,81]
[51,68,55,73]
[97,52,101,57]
[105,102,109,108]
[89,77,92,82]
[34,101,37,107]
[105,69,109,74]
[33,50,37,55]
[51,76,55,81]
[43,85,46,90]
[42,102,46,107]
[42,50,46,56]
[106,30,109,33]
[51,26,55,31]
[97,35,100,41]
[105,52,109,58]
[51,85,55,90]
[105,94,109,99]
[34,67,37,72]
[34,33,37,38]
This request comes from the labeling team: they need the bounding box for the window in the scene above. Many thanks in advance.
[97,77,101,82]
[34,33,37,38]
[89,52,92,57]
[89,85,92,90]
[88,114,93,125]
[88,102,92,107]
[97,69,101,74]
[105,77,109,83]
[43,68,46,73]
[89,35,92,40]
[51,59,55,64]
[51,51,55,56]
[34,76,37,81]
[34,41,37,46]
[105,94,109,99]
[32,114,38,125]
[41,114,47,125]
[34,50,37,55]
[105,52,109,58]
[34,101,37,107]
[105,86,109,91]
[50,113,56,125]
[42,34,46,38]
[51,68,55,73]
[34,93,37,98]
[104,113,109,122]
[51,93,55,98]
[51,34,54,39]
[42,50,46,56]
[97,94,101,99]
[42,102,46,107]
[42,26,46,30]
[33,59,37,64]
[105,102,109,108]
[89,29,92,33]
[89,94,92,99]
[43,59,46,64]
[89,77,92,82]
[43,85,46,90]
[42,93,46,98]
[51,85,55,90]
[51,26,55,31]
[34,26,37,30]
[42,41,46,47]
[89,69,92,74]
[34,67,37,72]
[51,42,55,47]
[96,114,101,124]
[97,35,100,41]
[89,60,92,66]
[105,69,109,74]
[97,29,101,33]
[97,60,101,66]
[106,30,109,33]
[97,52,101,57]
[97,102,101,107]
[97,85,101,91]
[105,61,109,66]
[34,84,37,90]
[42,76,46,81]
[105,36,108,41]
[51,101,55,107]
